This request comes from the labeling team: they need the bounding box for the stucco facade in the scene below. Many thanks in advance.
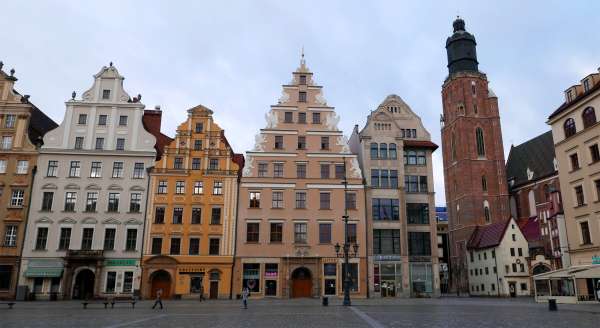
[349,95,440,298]
[18,64,157,300]
[0,65,57,299]
[233,57,367,299]
[141,105,241,300]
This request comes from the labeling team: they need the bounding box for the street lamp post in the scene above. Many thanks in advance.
[333,158,359,306]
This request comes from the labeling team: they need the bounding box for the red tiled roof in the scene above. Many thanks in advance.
[142,109,173,160]
[403,140,439,151]
[467,219,511,250]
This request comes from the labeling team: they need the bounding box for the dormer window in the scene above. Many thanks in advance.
[583,79,591,92]
[195,123,203,133]
[102,89,111,100]
[299,75,307,85]
[566,89,574,102]
[299,91,307,103]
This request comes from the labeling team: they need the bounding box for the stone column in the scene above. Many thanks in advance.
[94,260,103,298]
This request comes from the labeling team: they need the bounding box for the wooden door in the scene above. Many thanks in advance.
[151,272,172,299]
[209,281,219,299]
[292,279,312,298]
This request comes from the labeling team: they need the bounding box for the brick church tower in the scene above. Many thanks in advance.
[440,18,510,293]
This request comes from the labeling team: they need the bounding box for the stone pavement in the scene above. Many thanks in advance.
[0,297,598,328]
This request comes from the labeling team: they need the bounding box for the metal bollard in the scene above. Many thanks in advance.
[548,299,558,311]
[322,296,329,306]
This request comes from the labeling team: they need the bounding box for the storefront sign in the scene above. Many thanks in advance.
[374,255,401,261]
[593,256,600,265]
[179,267,206,274]
[265,271,278,278]
[104,259,137,267]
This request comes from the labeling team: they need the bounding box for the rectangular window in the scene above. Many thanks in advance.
[4,114,16,128]
[407,203,429,224]
[74,136,84,149]
[194,139,202,150]
[595,179,600,201]
[298,91,307,102]
[371,169,380,188]
[319,223,332,244]
[119,115,128,126]
[103,228,116,250]
[312,112,321,124]
[78,114,87,125]
[408,232,431,256]
[102,89,111,100]
[590,144,600,163]
[320,192,330,209]
[570,153,580,170]
[90,161,102,178]
[58,227,71,250]
[69,161,81,177]
[195,123,203,133]
[47,160,58,177]
[213,181,223,195]
[321,136,329,150]
[299,75,307,85]
[298,112,306,123]
[247,223,260,243]
[193,181,203,194]
[192,158,201,170]
[274,136,284,149]
[129,193,142,213]
[64,192,76,212]
[173,208,183,224]
[81,228,94,250]
[112,162,124,178]
[105,272,117,293]
[297,136,306,149]
[191,208,202,224]
[170,238,181,255]
[270,223,282,243]
[347,223,357,243]
[174,157,183,169]
[175,181,185,194]
[580,221,592,244]
[273,163,284,177]
[1,136,12,149]
[155,207,165,224]
[284,112,293,123]
[209,238,220,255]
[98,115,107,126]
[575,185,585,206]
[189,238,200,255]
[373,229,401,255]
[16,160,28,174]
[272,191,283,208]
[335,164,344,179]
[10,189,24,207]
[372,198,400,220]
[41,192,54,211]
[294,223,307,244]
[155,181,167,194]
[295,192,306,209]
[258,163,268,177]
[133,163,144,178]
[95,137,104,150]
[209,158,219,170]
[296,163,306,178]
[320,164,330,179]
[517,248,523,257]
[510,248,515,256]
[85,192,98,212]
[116,138,125,150]
[211,208,221,224]
[249,192,261,208]
[3,226,17,247]
[151,238,162,254]
[107,193,120,212]
[35,227,48,250]
[123,272,133,293]
[345,193,357,209]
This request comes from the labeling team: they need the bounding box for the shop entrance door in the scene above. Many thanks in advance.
[150,270,172,299]
[291,267,312,298]
[209,281,219,299]
[509,282,517,297]
[72,269,95,300]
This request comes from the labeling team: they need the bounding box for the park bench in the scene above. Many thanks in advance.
[81,299,110,309]
[109,297,136,309]
[0,301,15,309]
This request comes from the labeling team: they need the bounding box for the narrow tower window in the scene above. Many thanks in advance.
[475,127,485,157]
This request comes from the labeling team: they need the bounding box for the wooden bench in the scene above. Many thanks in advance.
[82,300,110,309]
[0,302,15,309]
[110,298,136,309]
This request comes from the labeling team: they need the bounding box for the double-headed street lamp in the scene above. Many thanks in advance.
[333,157,359,306]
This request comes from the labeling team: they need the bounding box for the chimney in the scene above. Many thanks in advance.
[143,105,169,160]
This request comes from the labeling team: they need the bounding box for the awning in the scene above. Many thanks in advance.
[24,260,64,278]
[534,265,600,280]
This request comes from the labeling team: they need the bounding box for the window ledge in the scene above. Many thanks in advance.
[7,206,24,210]
[38,210,54,213]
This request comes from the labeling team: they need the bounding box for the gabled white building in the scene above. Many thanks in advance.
[18,64,157,300]
[467,217,531,297]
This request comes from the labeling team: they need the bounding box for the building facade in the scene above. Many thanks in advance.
[141,105,242,300]
[440,18,510,293]
[18,64,157,300]
[436,207,450,293]
[349,95,440,298]
[0,64,57,299]
[233,57,367,299]
[467,218,531,297]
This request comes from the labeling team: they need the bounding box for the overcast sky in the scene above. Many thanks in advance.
[1,1,599,206]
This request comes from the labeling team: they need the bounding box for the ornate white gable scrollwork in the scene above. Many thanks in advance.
[350,158,362,179]
[265,110,279,129]
[242,156,254,177]
[253,134,266,151]
[315,89,327,105]
[323,113,340,131]
[278,90,290,104]
[336,136,351,154]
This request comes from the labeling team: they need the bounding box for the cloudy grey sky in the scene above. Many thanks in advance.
[1,1,599,206]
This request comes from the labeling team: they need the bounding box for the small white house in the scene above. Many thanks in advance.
[467,218,531,297]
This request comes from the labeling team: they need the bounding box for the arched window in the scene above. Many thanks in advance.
[563,118,576,138]
[475,128,485,157]
[483,201,491,223]
[582,107,596,128]
[370,143,378,159]
[379,143,388,159]
[388,143,397,159]
[481,176,487,192]
[451,132,457,161]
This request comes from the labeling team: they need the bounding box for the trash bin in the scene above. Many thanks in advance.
[548,299,558,311]
[322,296,328,306]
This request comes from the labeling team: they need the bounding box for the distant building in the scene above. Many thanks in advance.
[0,64,57,299]
[467,218,531,297]
[436,207,449,293]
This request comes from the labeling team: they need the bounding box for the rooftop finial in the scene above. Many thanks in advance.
[300,46,306,67]
[10,68,15,76]
[109,61,113,67]
[72,91,76,100]
[0,61,3,70]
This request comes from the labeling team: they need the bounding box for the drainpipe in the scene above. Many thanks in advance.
[494,248,500,297]
[363,180,370,299]
[139,166,153,299]
[16,165,37,300]
[230,172,241,300]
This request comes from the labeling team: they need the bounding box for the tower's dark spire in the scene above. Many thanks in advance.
[446,17,479,75]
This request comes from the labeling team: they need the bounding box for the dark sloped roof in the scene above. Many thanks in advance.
[548,80,600,120]
[506,130,556,188]
[27,103,58,146]
[404,140,439,151]
[467,219,511,250]
[519,217,541,242]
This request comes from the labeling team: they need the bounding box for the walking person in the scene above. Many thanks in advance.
[241,287,249,309]
[199,284,205,302]
[152,288,164,310]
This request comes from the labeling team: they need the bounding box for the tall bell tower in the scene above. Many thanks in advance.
[440,17,510,293]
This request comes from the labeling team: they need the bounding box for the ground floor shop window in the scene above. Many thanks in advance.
[341,263,358,292]
[374,262,402,297]
[550,278,575,296]
[0,265,11,290]
[190,276,203,293]
[33,277,44,293]
[106,272,117,293]
[264,264,278,296]
[535,280,550,296]
[410,263,432,294]
[123,272,133,293]
[50,277,61,293]
[243,264,260,293]
[265,280,277,296]
[323,263,337,295]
